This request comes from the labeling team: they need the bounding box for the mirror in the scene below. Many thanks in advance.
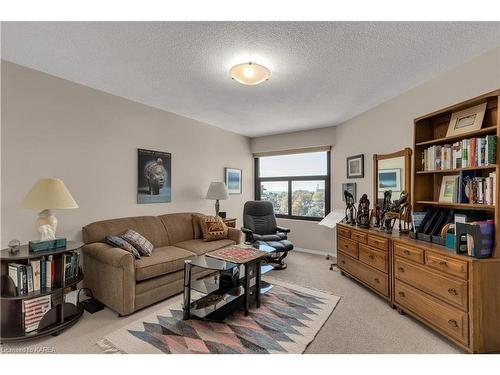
[373,148,412,207]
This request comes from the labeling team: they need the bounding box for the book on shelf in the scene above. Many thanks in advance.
[63,251,80,282]
[31,259,41,292]
[420,135,496,172]
[22,295,51,333]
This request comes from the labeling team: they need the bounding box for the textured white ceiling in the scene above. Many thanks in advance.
[2,22,499,137]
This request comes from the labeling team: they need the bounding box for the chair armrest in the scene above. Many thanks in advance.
[276,226,291,233]
[82,242,134,269]
[227,227,244,244]
[241,227,253,234]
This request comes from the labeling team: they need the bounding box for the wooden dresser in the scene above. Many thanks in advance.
[337,222,500,353]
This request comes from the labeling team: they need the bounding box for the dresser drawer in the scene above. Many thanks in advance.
[394,242,424,264]
[338,252,388,297]
[338,236,358,259]
[395,281,469,345]
[350,230,367,244]
[394,258,468,310]
[337,225,351,239]
[367,235,389,251]
[359,243,388,273]
[425,252,468,280]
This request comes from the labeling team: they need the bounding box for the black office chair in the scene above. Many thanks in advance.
[241,200,294,270]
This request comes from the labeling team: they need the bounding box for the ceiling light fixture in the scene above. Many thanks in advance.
[230,62,270,85]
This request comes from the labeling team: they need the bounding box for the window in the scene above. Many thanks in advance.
[255,151,330,221]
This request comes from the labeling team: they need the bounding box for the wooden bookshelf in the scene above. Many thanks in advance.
[413,89,499,259]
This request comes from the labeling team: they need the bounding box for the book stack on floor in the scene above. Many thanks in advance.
[420,135,496,171]
[8,256,56,296]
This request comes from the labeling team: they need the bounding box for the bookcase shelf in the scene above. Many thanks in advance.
[415,200,496,211]
[415,126,497,147]
[416,164,497,174]
[0,241,84,343]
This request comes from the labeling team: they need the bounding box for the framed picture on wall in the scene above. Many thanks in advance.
[225,168,242,194]
[346,154,364,178]
[378,168,402,192]
[342,182,356,202]
[137,148,172,204]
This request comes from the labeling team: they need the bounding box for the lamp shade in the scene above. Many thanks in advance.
[205,182,229,200]
[20,178,79,210]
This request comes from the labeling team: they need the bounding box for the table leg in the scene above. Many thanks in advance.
[256,259,261,308]
[183,260,192,320]
[244,263,250,316]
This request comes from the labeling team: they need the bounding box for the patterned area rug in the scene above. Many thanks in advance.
[97,279,340,354]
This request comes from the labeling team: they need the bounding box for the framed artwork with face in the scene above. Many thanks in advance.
[346,154,364,179]
[137,148,172,204]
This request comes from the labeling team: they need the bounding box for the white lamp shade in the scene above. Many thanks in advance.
[205,182,229,200]
[20,178,79,210]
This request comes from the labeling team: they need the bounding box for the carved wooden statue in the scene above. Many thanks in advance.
[380,190,397,232]
[344,190,357,225]
[356,193,370,228]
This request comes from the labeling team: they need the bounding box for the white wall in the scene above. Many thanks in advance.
[1,61,254,247]
[251,46,500,254]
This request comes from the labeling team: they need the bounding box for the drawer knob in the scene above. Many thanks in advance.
[374,278,380,283]
[397,267,405,272]
[398,291,405,297]
[448,319,458,327]
[448,288,458,295]
[403,250,411,255]
[368,254,375,260]
[439,261,448,267]
[341,260,346,264]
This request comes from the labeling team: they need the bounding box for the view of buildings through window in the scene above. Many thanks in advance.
[256,151,330,220]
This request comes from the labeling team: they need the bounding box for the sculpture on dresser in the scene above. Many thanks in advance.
[356,194,371,228]
[370,204,382,228]
[344,190,357,225]
[394,191,412,233]
[380,190,397,232]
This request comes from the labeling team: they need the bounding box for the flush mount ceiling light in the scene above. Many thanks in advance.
[229,62,271,85]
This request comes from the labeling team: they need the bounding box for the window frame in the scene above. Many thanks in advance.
[254,151,331,222]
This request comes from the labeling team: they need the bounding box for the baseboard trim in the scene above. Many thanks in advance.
[294,247,336,258]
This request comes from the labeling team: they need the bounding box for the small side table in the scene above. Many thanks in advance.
[223,218,237,228]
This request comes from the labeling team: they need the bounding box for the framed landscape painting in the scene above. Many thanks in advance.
[346,154,364,178]
[137,148,171,204]
[225,168,242,194]
[378,168,401,192]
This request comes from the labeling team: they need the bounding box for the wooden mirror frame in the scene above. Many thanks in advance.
[373,147,412,206]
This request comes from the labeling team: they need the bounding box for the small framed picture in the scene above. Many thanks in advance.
[346,154,364,178]
[225,168,242,194]
[378,168,402,192]
[446,102,487,137]
[342,182,356,202]
[439,175,460,203]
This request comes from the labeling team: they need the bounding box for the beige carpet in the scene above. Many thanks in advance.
[0,251,461,354]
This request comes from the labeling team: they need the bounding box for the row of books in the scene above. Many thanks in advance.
[8,256,56,296]
[8,251,81,296]
[420,135,496,171]
[438,171,496,205]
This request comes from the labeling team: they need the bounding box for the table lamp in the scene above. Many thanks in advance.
[205,182,229,217]
[20,178,79,241]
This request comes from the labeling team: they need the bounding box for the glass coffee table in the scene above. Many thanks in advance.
[182,244,275,321]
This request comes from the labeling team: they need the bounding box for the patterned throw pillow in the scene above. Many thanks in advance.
[105,235,141,259]
[199,216,229,242]
[122,229,154,256]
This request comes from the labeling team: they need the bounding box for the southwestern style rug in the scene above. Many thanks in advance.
[97,279,340,354]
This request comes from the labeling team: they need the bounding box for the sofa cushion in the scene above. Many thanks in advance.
[122,229,154,256]
[159,213,196,244]
[175,239,236,255]
[105,235,141,259]
[199,216,229,242]
[134,246,195,281]
[82,216,169,247]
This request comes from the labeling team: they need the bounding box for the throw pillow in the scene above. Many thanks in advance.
[105,235,141,259]
[122,229,154,256]
[199,215,228,242]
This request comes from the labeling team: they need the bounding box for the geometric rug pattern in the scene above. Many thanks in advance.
[97,279,340,354]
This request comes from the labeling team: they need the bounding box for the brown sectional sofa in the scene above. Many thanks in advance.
[82,212,243,316]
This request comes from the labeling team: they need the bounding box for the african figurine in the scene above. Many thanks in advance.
[344,190,357,225]
[356,193,371,228]
[370,204,381,228]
